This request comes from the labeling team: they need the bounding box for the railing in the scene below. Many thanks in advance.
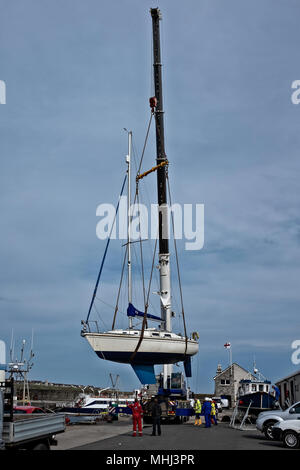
[81,320,100,334]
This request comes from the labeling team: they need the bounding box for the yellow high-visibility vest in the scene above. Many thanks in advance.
[194,400,202,413]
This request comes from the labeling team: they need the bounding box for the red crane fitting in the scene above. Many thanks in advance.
[149,96,157,112]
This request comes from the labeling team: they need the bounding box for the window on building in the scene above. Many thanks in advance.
[252,384,257,392]
[290,380,295,403]
[221,379,230,385]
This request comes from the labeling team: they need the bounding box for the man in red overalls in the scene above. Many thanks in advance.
[127,398,143,436]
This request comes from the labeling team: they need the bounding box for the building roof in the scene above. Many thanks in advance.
[275,369,300,384]
[213,362,255,380]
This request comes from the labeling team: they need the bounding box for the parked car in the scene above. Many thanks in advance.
[272,420,300,449]
[256,401,300,439]
[13,406,46,414]
[211,397,223,412]
[220,397,229,408]
[14,406,70,425]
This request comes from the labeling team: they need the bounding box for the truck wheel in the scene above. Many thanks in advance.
[263,421,277,440]
[283,431,300,449]
[32,442,50,450]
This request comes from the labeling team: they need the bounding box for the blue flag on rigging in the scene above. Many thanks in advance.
[127,303,162,322]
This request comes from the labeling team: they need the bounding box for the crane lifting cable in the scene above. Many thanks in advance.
[167,174,188,357]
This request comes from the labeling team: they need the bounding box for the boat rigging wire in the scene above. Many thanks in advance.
[132,134,160,293]
[92,302,109,331]
[136,113,154,178]
[130,233,158,362]
[136,190,147,310]
[95,296,126,317]
[111,244,128,330]
[112,112,155,331]
[86,110,161,337]
[86,173,127,324]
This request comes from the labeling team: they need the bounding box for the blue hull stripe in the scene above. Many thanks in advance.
[95,351,188,365]
[239,392,276,410]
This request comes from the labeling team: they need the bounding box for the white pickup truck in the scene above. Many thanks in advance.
[0,380,65,450]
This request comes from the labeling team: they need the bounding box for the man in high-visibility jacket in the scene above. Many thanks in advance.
[194,399,202,426]
[211,400,218,425]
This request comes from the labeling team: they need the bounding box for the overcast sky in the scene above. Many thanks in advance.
[1,0,300,393]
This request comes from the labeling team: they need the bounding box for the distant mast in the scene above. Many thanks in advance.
[150,8,172,385]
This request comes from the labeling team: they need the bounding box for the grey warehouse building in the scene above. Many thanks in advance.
[275,369,300,408]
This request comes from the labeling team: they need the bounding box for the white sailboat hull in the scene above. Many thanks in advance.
[82,330,198,365]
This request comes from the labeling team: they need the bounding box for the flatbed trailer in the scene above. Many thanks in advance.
[1,379,65,450]
[2,414,66,450]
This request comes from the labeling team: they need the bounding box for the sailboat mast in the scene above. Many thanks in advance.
[126,130,133,328]
[150,8,172,334]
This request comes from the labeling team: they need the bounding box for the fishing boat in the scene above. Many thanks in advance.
[237,365,278,413]
[81,8,199,385]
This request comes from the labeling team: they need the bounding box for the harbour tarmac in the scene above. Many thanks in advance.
[54,416,290,451]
